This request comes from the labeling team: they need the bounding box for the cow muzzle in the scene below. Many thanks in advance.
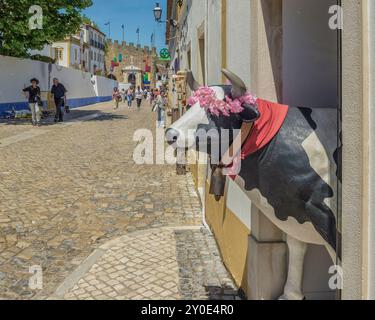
[165,128,180,145]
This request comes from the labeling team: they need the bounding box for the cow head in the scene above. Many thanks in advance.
[166,69,260,199]
[166,69,260,156]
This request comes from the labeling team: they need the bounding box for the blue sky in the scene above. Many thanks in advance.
[84,0,167,52]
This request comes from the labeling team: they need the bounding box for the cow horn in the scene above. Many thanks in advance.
[186,70,200,92]
[222,68,247,98]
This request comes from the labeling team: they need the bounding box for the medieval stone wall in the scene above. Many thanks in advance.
[105,40,158,86]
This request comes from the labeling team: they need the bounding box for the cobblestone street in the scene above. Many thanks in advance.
[0,101,239,300]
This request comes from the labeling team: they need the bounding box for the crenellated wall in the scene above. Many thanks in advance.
[105,39,158,85]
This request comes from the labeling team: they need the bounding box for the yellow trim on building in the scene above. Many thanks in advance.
[67,38,71,67]
[205,181,250,290]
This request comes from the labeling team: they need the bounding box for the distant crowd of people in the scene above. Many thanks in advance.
[22,78,167,128]
[22,77,67,127]
[112,85,167,128]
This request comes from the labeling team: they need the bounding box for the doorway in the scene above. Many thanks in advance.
[258,0,342,300]
[282,0,341,300]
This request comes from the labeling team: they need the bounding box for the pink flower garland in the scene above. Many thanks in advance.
[188,86,257,117]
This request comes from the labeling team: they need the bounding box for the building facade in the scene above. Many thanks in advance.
[85,24,106,75]
[29,23,106,76]
[166,0,375,300]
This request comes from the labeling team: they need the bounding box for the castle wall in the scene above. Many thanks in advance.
[106,40,158,87]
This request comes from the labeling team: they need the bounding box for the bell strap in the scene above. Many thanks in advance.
[220,122,253,168]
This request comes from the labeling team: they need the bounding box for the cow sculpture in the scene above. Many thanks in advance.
[166,69,340,300]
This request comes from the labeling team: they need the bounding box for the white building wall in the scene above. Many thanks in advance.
[28,45,55,59]
[207,0,222,85]
[0,55,117,113]
[226,0,252,88]
[184,0,206,78]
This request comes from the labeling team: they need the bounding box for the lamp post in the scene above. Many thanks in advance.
[104,21,111,39]
[153,2,179,28]
[153,3,162,22]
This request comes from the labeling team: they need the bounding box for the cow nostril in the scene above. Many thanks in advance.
[165,128,180,145]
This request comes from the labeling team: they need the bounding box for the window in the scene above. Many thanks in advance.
[94,52,97,61]
[55,48,63,61]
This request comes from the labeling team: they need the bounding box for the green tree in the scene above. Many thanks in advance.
[0,0,93,57]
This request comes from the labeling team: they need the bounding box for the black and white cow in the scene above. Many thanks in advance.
[166,69,340,300]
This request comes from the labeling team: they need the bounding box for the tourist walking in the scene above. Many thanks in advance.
[135,86,143,111]
[150,89,155,109]
[22,78,42,126]
[51,78,67,123]
[112,87,122,110]
[121,88,127,104]
[155,91,166,128]
[126,88,133,108]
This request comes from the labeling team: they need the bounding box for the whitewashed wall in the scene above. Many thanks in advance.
[226,0,252,88]
[0,55,117,113]
[207,0,222,85]
[181,0,205,77]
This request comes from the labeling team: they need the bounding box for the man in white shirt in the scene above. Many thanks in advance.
[135,86,143,111]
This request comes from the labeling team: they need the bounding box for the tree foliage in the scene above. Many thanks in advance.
[0,0,93,57]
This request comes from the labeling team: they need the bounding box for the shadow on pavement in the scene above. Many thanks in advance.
[0,109,129,126]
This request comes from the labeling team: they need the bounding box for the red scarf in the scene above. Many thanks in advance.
[240,98,289,158]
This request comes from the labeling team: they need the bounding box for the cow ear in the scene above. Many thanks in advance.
[240,103,260,123]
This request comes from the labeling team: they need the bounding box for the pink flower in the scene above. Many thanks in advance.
[188,87,257,117]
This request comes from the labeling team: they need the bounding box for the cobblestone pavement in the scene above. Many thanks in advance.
[0,101,240,300]
[51,227,240,300]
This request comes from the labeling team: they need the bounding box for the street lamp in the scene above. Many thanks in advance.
[153,3,162,22]
[153,2,179,28]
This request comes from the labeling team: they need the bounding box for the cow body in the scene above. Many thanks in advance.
[167,71,340,299]
[237,105,338,249]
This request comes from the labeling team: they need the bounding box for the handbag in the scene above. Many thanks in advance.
[65,105,70,113]
[37,97,43,107]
